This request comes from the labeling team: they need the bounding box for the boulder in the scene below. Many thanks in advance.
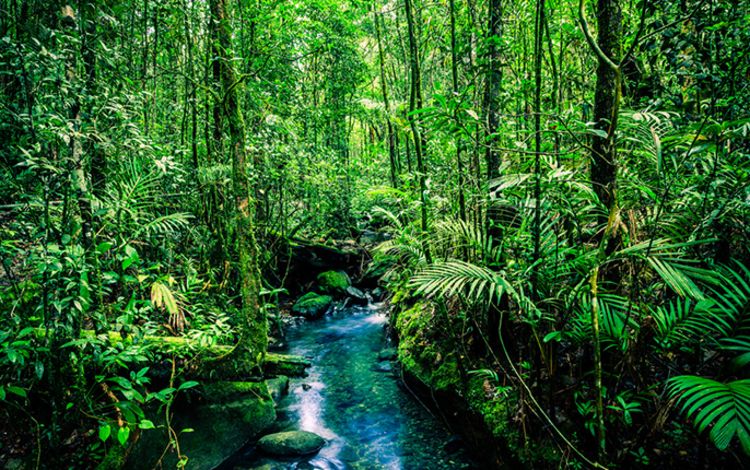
[266,376,290,402]
[291,292,333,319]
[125,381,276,469]
[315,270,351,296]
[373,362,393,373]
[257,430,326,456]
[345,286,368,306]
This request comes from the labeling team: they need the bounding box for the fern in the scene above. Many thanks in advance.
[668,375,750,454]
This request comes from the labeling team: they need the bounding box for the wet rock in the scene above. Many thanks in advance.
[291,292,333,319]
[257,431,326,456]
[266,376,289,402]
[345,286,368,306]
[316,270,351,296]
[377,348,398,361]
[371,287,386,301]
[126,381,275,469]
[267,337,287,352]
[373,362,393,373]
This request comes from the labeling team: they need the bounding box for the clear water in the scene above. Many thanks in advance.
[224,303,477,470]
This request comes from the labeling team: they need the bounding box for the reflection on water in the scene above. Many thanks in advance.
[224,303,476,470]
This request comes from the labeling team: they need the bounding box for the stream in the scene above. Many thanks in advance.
[222,302,477,469]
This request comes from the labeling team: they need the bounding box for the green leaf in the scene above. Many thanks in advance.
[138,419,155,430]
[178,381,199,391]
[117,426,130,446]
[99,423,111,442]
[7,386,27,398]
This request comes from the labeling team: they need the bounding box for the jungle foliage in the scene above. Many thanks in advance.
[0,0,748,468]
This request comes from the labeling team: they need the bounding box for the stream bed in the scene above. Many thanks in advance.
[222,302,477,469]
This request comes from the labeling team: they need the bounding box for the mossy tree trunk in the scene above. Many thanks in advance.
[209,0,267,366]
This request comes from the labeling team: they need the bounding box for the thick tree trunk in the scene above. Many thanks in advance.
[209,0,267,363]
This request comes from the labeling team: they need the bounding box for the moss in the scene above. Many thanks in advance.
[125,381,276,469]
[291,292,333,319]
[392,300,560,466]
[315,270,351,295]
[202,380,271,401]
[96,444,129,470]
[465,376,511,438]
[264,353,311,377]
[393,302,460,391]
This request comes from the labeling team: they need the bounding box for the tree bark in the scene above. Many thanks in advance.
[209,0,267,363]
[484,0,502,181]
[373,3,398,188]
[449,0,467,225]
[404,0,431,263]
[591,0,622,225]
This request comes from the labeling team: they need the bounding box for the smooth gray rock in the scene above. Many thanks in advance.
[345,286,368,306]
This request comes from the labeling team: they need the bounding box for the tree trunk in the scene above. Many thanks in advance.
[404,0,431,263]
[591,0,622,226]
[209,0,267,364]
[484,0,502,181]
[449,0,467,225]
[373,4,398,188]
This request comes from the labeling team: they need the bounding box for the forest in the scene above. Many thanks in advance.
[0,0,749,468]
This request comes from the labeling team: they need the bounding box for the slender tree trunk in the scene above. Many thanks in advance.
[532,0,545,290]
[209,0,267,364]
[404,0,431,263]
[80,0,104,196]
[374,4,398,188]
[449,0,467,225]
[590,0,622,228]
[484,0,502,181]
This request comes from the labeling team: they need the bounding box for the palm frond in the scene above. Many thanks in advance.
[668,375,750,454]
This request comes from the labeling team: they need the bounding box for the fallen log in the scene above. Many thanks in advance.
[33,328,310,378]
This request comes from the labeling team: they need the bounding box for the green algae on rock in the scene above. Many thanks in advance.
[291,292,334,319]
[257,430,326,456]
[315,270,351,296]
[123,381,275,469]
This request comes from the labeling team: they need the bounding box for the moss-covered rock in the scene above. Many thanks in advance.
[266,375,290,402]
[291,292,333,319]
[257,430,326,456]
[315,270,351,296]
[125,381,275,469]
[391,300,560,467]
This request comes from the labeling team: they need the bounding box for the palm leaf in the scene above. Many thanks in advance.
[668,375,750,454]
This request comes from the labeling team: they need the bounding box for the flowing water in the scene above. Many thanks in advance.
[223,302,477,470]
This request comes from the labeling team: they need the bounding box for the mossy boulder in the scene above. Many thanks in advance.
[125,381,275,469]
[315,270,351,296]
[291,292,333,319]
[257,430,326,456]
[266,376,290,402]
